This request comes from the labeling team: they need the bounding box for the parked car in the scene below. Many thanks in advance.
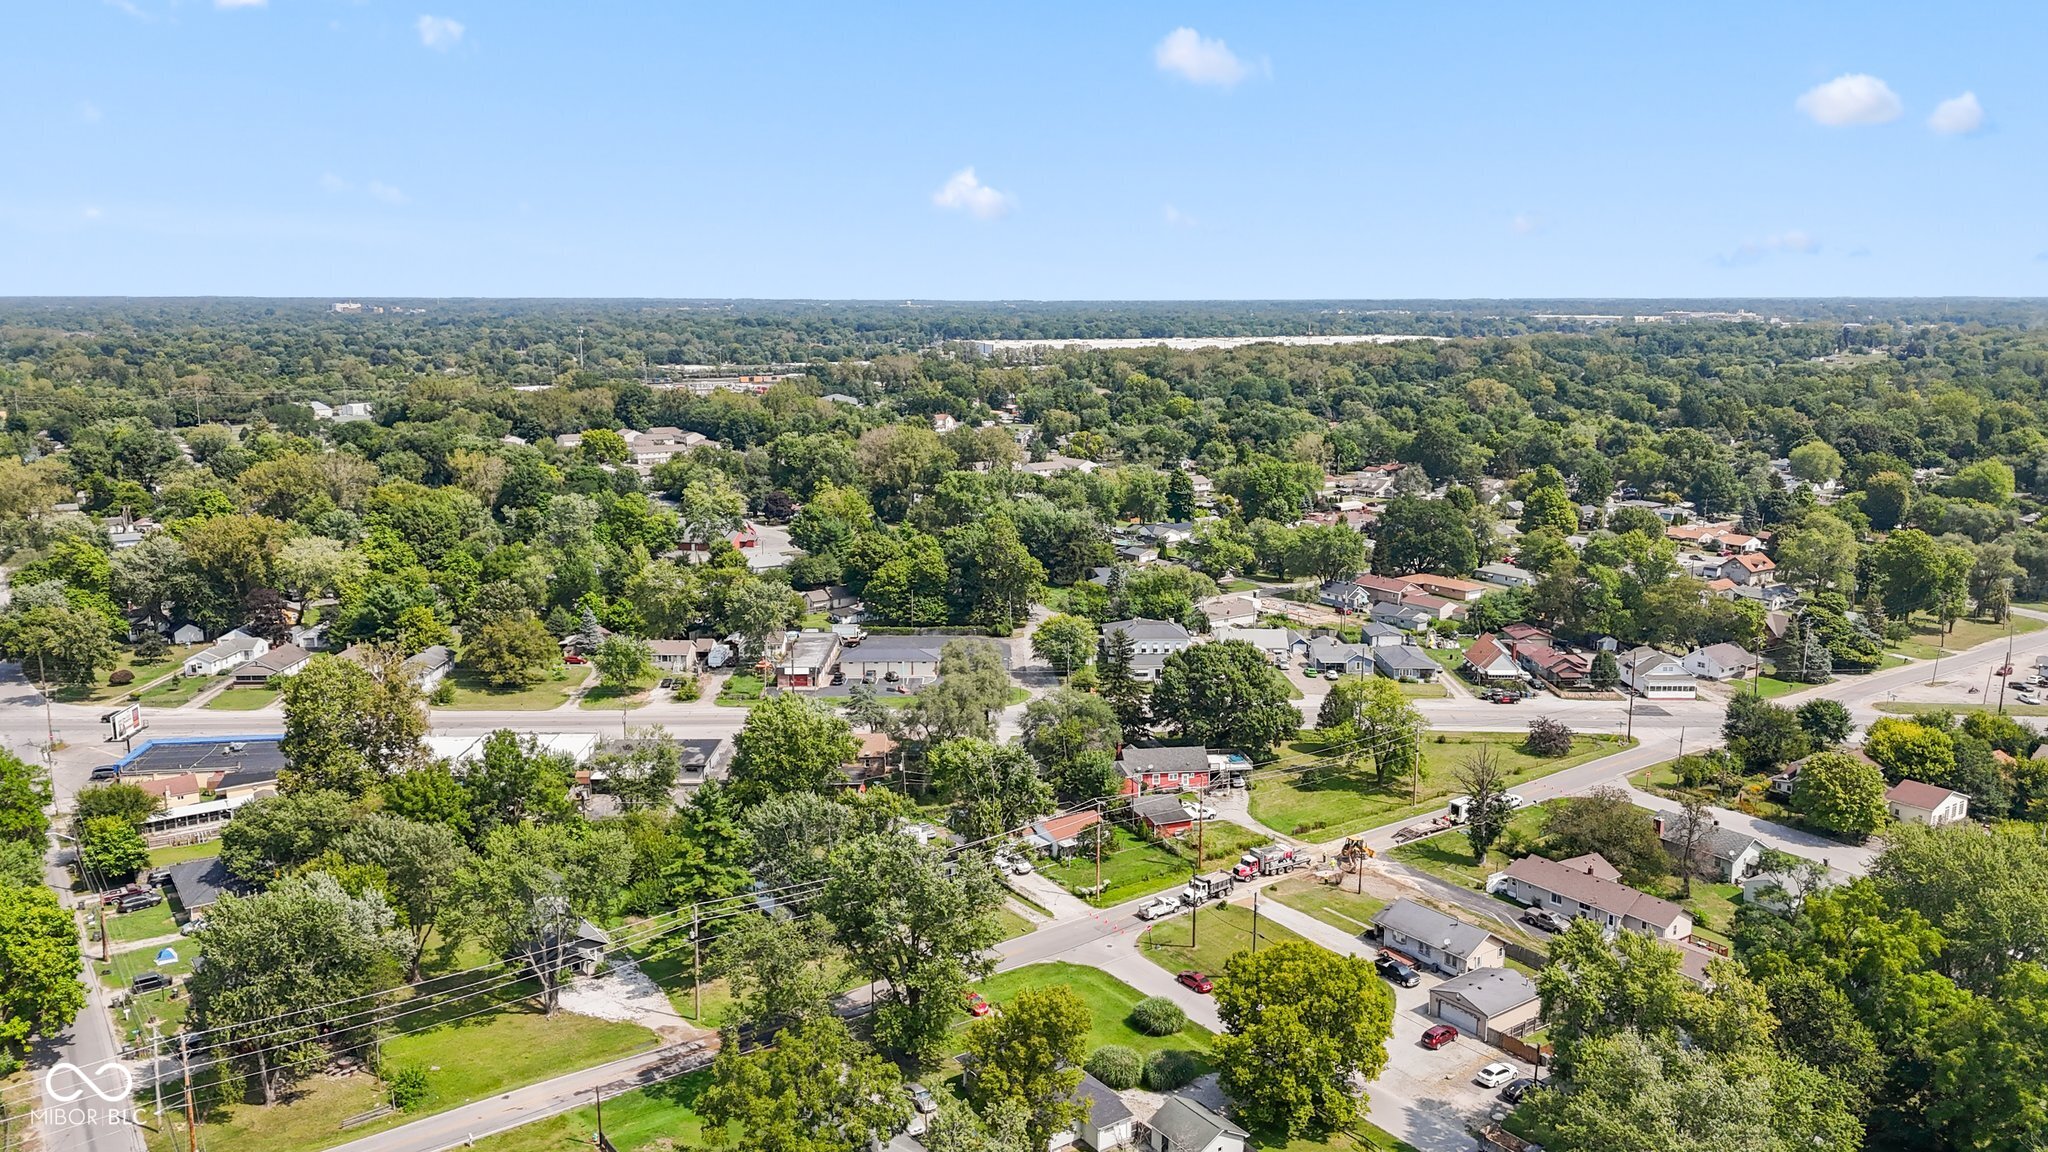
[1521,908,1569,933]
[1176,970,1213,994]
[1420,1024,1460,1049]
[1181,801,1219,821]
[130,972,170,994]
[908,1083,938,1117]
[100,885,149,907]
[2020,689,2042,706]
[147,868,173,886]
[1324,669,1341,680]
[1375,955,1421,988]
[1138,898,1181,922]
[90,766,121,780]
[963,991,991,1017]
[564,654,587,665]
[1488,690,1522,704]
[1475,1061,1518,1088]
[1500,1077,1536,1104]
[116,891,163,913]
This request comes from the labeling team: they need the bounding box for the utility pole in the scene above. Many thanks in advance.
[181,1033,197,1152]
[594,1084,605,1148]
[1676,726,1686,760]
[151,1022,167,1137]
[1251,888,1260,953]
[1092,802,1102,898]
[1624,688,1635,742]
[691,906,702,1020]
[1190,813,1204,950]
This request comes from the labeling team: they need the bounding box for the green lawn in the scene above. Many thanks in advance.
[150,1005,661,1152]
[1877,700,2048,718]
[714,673,766,707]
[117,985,189,1049]
[135,675,214,708]
[1890,613,2043,660]
[1250,733,1627,839]
[973,962,1215,1060]
[1138,900,1316,978]
[97,941,191,990]
[1249,1122,1424,1152]
[147,841,221,867]
[1656,879,1741,943]
[1751,674,1802,700]
[204,686,279,711]
[435,669,580,711]
[101,896,181,945]
[1386,801,1557,891]
[465,1072,718,1152]
[53,647,193,704]
[1038,821,1269,907]
[578,671,658,711]
[994,905,1037,940]
[1264,873,1387,937]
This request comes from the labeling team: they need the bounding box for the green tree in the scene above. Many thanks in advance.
[1788,440,1845,485]
[0,885,85,1052]
[219,789,359,884]
[704,913,843,1038]
[577,428,629,465]
[1861,716,1955,783]
[333,813,471,979]
[1151,640,1299,758]
[1794,698,1853,747]
[1031,613,1098,676]
[1019,689,1121,780]
[728,693,860,806]
[0,599,116,688]
[0,750,53,843]
[186,873,409,1103]
[1775,512,1859,596]
[461,612,561,690]
[1859,471,1913,531]
[929,738,1055,843]
[1521,485,1580,536]
[591,633,653,690]
[1317,675,1425,789]
[1540,787,1666,887]
[1212,941,1393,1137]
[1095,627,1147,737]
[457,821,632,1014]
[279,651,428,796]
[73,780,160,829]
[819,834,1003,1059]
[699,1015,909,1152]
[78,814,148,881]
[1372,495,1479,576]
[1165,469,1197,521]
[1289,524,1369,584]
[964,985,1092,1151]
[459,731,577,845]
[1454,746,1515,864]
[1588,650,1620,690]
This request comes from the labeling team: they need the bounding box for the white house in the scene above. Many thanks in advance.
[1141,1097,1247,1152]
[1198,592,1262,629]
[1210,625,1292,666]
[1475,562,1537,589]
[232,643,311,686]
[1885,779,1971,827]
[170,622,208,646]
[401,645,456,692]
[1372,898,1506,976]
[1102,619,1194,682]
[1682,643,1760,681]
[183,631,269,677]
[1048,1073,1135,1151]
[1620,646,1697,700]
[646,639,700,675]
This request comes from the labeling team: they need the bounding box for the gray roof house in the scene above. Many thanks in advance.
[165,856,241,918]
[1049,1072,1135,1152]
[1372,898,1505,976]
[1306,636,1374,675]
[1373,643,1440,682]
[1102,618,1194,682]
[1360,621,1408,648]
[1142,1096,1248,1152]
[402,645,456,692]
[1657,814,1762,883]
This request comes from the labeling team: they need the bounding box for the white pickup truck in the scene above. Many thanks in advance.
[1137,897,1181,921]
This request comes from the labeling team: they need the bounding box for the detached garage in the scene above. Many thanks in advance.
[1428,967,1541,1043]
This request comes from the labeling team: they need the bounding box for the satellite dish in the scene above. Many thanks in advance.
[706,643,733,669]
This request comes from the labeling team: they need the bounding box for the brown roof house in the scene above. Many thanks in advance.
[1884,779,1970,827]
[1500,852,1693,942]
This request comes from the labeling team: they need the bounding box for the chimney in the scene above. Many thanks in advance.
[1652,815,1666,836]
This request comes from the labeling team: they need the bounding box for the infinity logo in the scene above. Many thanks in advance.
[44,1061,134,1104]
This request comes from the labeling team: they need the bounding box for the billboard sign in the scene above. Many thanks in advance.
[104,704,144,742]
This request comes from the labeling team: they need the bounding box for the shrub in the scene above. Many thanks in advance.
[430,682,456,706]
[1143,1049,1203,1091]
[134,633,168,660]
[1525,716,1575,757]
[108,669,135,686]
[672,674,702,702]
[1085,1045,1142,1090]
[1129,996,1187,1037]
[384,1064,430,1111]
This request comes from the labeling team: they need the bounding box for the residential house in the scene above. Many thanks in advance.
[801,585,861,615]
[1359,621,1408,648]
[1371,898,1506,976]
[1500,622,1554,646]
[646,639,699,675]
[775,631,841,689]
[1655,813,1762,882]
[1475,562,1537,589]
[169,621,208,646]
[847,731,900,780]
[840,636,947,686]
[402,645,456,692]
[1374,644,1440,682]
[1682,643,1760,681]
[1317,579,1373,612]
[1427,967,1543,1044]
[1198,592,1262,629]
[1306,637,1374,677]
[212,765,280,803]
[1515,642,1591,689]
[164,856,240,920]
[1101,619,1194,682]
[137,773,208,808]
[1211,625,1292,667]
[621,426,708,468]
[1350,574,1427,603]
[232,643,311,686]
[1715,552,1778,585]
[1407,574,1490,603]
[1048,1072,1135,1152]
[1130,793,1195,838]
[674,522,760,561]
[1141,1097,1248,1152]
[1368,600,1441,632]
[1461,633,1529,685]
[183,631,269,677]
[1619,646,1697,700]
[1024,810,1102,859]
[1885,780,1971,827]
[1500,852,1694,941]
[287,622,328,651]
[1118,746,1211,795]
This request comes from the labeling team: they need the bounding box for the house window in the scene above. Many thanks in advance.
[1549,893,1561,905]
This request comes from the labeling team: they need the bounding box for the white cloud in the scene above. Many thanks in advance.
[215,0,267,8]
[1724,230,1821,264]
[81,206,103,221]
[416,14,464,49]
[319,172,351,193]
[1163,203,1196,228]
[1154,27,1249,88]
[367,181,408,205]
[931,168,1013,220]
[1795,73,1902,126]
[1510,211,1542,235]
[1928,91,1985,135]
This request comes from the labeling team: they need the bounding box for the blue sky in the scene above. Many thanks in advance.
[3,1,2043,298]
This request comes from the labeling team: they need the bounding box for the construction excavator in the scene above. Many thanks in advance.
[1336,837,1374,872]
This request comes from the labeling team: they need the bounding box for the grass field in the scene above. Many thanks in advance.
[994,904,1037,940]
[714,673,765,707]
[1750,673,1802,699]
[1655,879,1741,944]
[1138,900,1316,978]
[53,647,193,704]
[97,941,191,990]
[435,669,580,711]
[465,1071,718,1152]
[1386,801,1558,891]
[101,897,180,944]
[1877,700,2048,717]
[135,675,214,708]
[117,984,189,1048]
[1264,873,1387,937]
[578,669,659,711]
[1396,681,1448,698]
[1037,821,1269,907]
[972,962,1216,1060]
[1890,614,2043,660]
[1250,733,1626,839]
[147,1006,661,1152]
[1249,1122,1424,1152]
[204,686,279,711]
[147,841,221,867]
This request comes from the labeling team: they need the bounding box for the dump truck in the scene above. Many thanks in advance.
[1181,871,1237,905]
[1231,844,1302,880]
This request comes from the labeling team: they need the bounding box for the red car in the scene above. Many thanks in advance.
[1176,970,1213,994]
[963,991,991,1017]
[1421,1024,1460,1049]
[564,654,588,665]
